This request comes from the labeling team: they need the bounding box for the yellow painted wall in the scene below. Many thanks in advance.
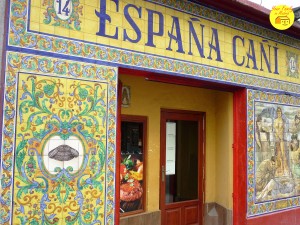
[120,74,233,211]
[215,92,233,209]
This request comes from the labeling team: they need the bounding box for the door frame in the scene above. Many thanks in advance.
[159,108,206,225]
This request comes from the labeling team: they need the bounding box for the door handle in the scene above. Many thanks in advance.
[161,165,165,182]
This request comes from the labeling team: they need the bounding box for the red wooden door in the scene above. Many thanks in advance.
[160,109,205,225]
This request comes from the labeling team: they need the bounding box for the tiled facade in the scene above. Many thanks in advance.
[247,90,300,216]
[0,0,300,224]
[0,51,118,225]
[0,0,6,83]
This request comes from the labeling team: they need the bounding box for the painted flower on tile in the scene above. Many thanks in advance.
[43,83,55,96]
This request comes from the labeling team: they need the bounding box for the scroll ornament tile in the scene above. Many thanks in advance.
[286,51,299,78]
[42,0,83,30]
[13,74,107,225]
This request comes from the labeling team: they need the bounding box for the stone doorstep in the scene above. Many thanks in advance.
[204,202,233,225]
[120,210,161,225]
[119,203,232,225]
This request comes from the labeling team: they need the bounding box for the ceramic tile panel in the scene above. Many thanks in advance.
[6,0,300,94]
[0,51,118,225]
[247,89,300,217]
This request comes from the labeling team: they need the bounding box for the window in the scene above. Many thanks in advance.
[120,115,147,215]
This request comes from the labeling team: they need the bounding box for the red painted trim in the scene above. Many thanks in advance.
[233,88,247,225]
[119,67,242,92]
[115,80,122,225]
[233,89,300,225]
[247,209,299,225]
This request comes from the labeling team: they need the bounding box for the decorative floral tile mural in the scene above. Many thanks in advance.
[247,90,300,217]
[0,51,117,225]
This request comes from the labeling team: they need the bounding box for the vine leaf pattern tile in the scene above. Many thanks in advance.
[12,74,108,225]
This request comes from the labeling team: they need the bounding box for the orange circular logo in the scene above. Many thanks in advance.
[270,5,295,30]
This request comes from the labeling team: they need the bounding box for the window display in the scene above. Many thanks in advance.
[120,116,146,215]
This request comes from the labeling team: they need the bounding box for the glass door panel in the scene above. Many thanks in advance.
[165,120,198,203]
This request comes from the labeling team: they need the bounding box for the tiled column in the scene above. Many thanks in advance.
[0,0,6,65]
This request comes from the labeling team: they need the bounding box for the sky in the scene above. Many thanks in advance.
[248,0,298,9]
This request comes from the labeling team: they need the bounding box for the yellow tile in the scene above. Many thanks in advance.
[138,32,147,46]
[109,38,122,48]
[165,7,174,16]
[30,7,40,23]
[191,55,200,64]
[84,19,99,34]
[40,23,55,34]
[156,38,166,49]
[69,30,84,40]
[134,44,145,53]
[29,22,40,32]
[155,3,165,13]
[31,0,41,7]
[55,27,70,37]
[85,0,98,7]
[217,61,225,69]
[174,52,185,61]
[121,40,132,50]
[218,30,225,43]
[148,2,157,11]
[184,54,193,62]
[135,0,144,7]
[84,5,97,20]
[224,31,232,44]
[84,33,97,43]
[165,14,174,28]
[122,20,130,32]
[187,44,196,57]
[153,47,164,56]
[224,43,231,54]
[110,0,120,11]
[96,36,110,45]
[144,45,156,55]
[111,12,123,26]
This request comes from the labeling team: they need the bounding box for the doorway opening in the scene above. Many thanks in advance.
[160,109,205,225]
[118,68,244,225]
